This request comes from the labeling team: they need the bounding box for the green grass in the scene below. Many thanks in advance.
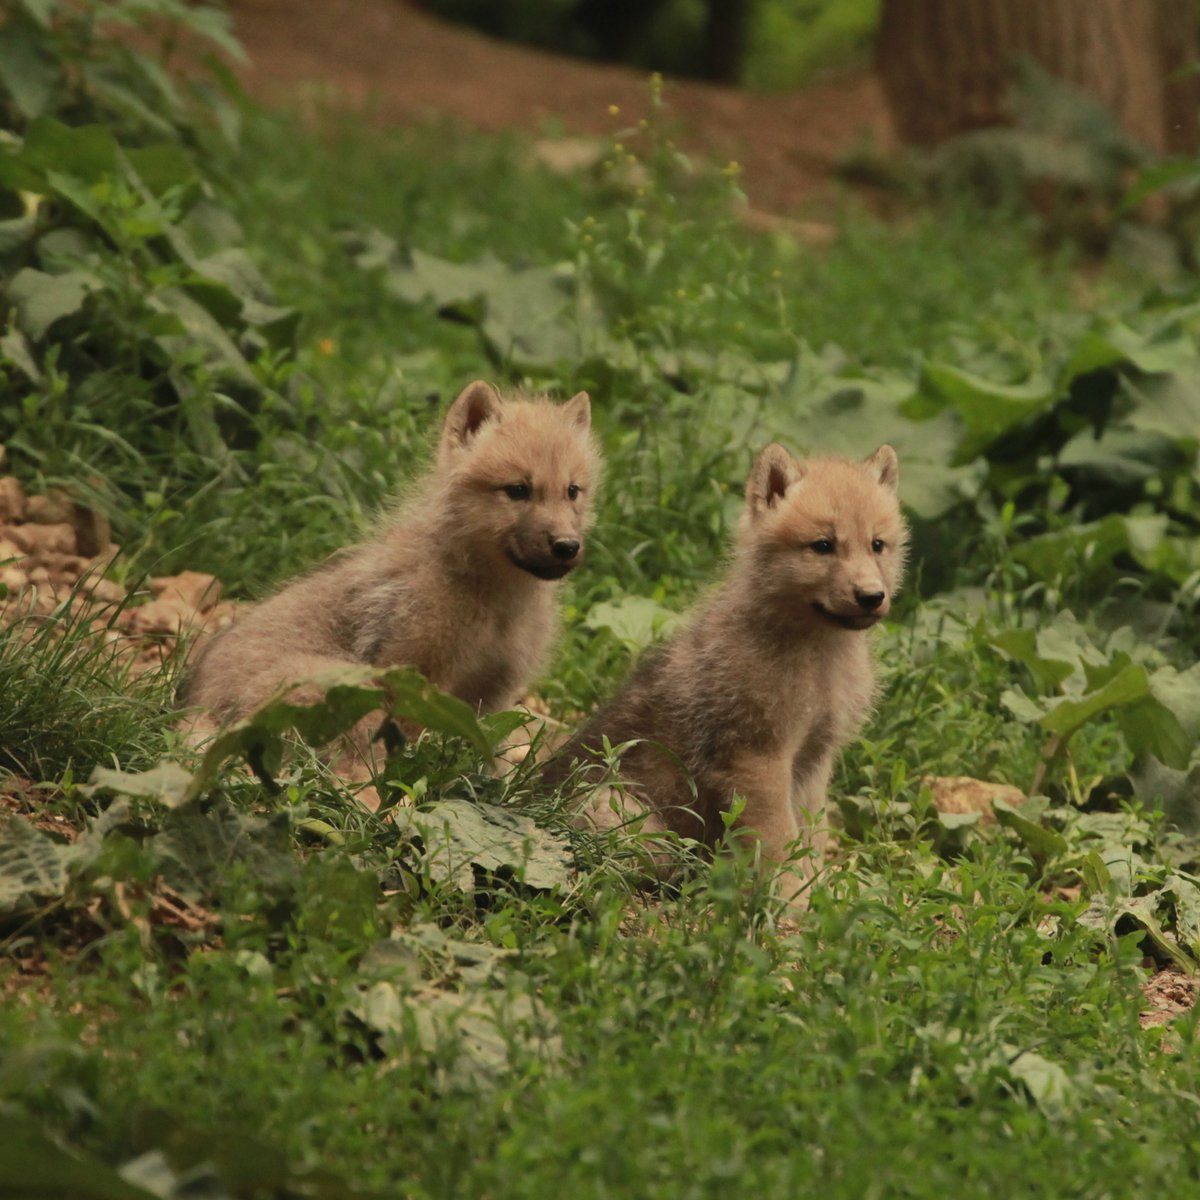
[3,41,1200,1200]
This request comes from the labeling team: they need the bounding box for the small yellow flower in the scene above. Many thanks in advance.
[614,143,624,154]
[608,104,620,116]
[318,337,335,355]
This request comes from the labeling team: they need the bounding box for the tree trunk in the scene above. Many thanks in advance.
[702,0,753,84]
[877,0,1200,153]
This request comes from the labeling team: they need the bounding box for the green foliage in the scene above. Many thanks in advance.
[0,1,303,580]
[416,0,883,88]
[0,584,169,780]
[3,9,1200,1198]
[745,0,881,89]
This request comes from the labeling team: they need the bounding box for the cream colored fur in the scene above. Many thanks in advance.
[552,443,908,910]
[183,380,601,792]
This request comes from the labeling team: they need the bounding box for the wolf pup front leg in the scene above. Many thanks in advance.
[183,380,601,799]
[552,441,908,913]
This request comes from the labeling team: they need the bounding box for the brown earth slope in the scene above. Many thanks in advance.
[228,0,895,212]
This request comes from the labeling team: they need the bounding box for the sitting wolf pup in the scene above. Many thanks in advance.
[551,442,907,908]
[184,380,600,791]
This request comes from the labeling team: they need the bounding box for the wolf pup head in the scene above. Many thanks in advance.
[437,380,600,581]
[741,442,908,630]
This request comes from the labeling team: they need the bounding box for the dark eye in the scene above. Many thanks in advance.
[567,483,581,501]
[810,539,835,555]
[871,538,885,554]
[504,483,531,501]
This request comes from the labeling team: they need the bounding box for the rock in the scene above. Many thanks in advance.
[0,477,26,522]
[0,563,27,594]
[922,775,1026,824]
[11,522,76,557]
[531,137,606,175]
[80,575,126,605]
[150,571,221,612]
[37,552,88,578]
[122,595,205,637]
[25,489,73,524]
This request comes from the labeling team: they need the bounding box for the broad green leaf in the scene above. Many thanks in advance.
[1057,426,1185,484]
[1076,891,1193,970]
[989,626,1076,691]
[404,798,574,893]
[1115,701,1191,771]
[1014,515,1168,586]
[349,982,558,1091]
[583,595,683,652]
[1147,664,1200,736]
[1080,851,1111,896]
[1162,874,1200,958]
[148,797,295,904]
[83,762,194,808]
[1007,1051,1071,1119]
[0,1117,155,1199]
[193,664,492,794]
[1040,663,1151,739]
[1061,322,1195,382]
[1123,158,1200,210]
[0,814,81,913]
[151,287,257,385]
[124,142,199,197]
[920,361,1055,458]
[0,325,43,383]
[1000,687,1050,725]
[44,167,106,224]
[1124,371,1200,443]
[367,239,580,369]
[766,373,977,519]
[1117,895,1194,971]
[374,665,492,757]
[1131,756,1200,834]
[7,267,99,340]
[0,22,57,119]
[992,798,1068,865]
[22,117,120,183]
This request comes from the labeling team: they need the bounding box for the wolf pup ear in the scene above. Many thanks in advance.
[864,445,899,492]
[746,443,803,517]
[560,391,591,432]
[443,380,502,450]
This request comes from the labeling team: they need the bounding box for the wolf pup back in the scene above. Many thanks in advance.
[555,442,907,910]
[184,380,600,780]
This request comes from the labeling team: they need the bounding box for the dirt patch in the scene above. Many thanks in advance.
[1141,967,1199,1031]
[0,456,236,675]
[227,0,895,213]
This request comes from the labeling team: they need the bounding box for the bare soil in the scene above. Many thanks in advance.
[227,0,896,213]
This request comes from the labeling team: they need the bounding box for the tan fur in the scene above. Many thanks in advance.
[550,443,908,909]
[183,381,601,787]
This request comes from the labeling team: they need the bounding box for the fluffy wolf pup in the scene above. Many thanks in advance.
[551,442,907,908]
[184,380,600,787]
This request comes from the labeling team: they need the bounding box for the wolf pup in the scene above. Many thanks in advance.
[553,442,907,908]
[184,380,600,787]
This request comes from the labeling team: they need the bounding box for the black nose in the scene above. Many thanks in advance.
[855,590,885,611]
[551,538,580,562]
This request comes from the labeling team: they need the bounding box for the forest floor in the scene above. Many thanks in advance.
[227,0,896,214]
